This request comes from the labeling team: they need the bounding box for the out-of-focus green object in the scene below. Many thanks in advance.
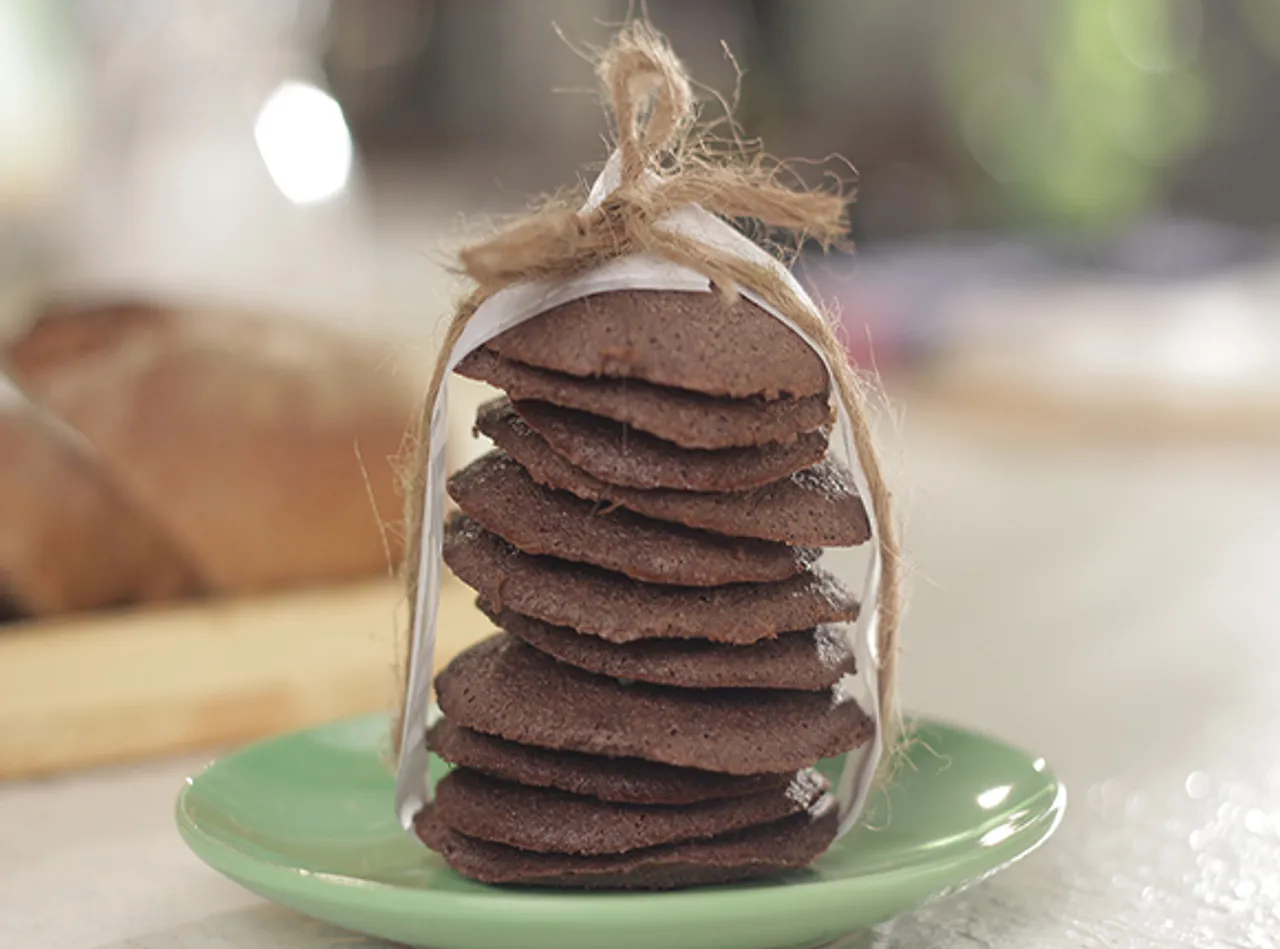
[944,0,1210,231]
[0,0,81,213]
[0,0,81,338]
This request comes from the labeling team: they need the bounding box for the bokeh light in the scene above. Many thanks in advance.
[254,80,353,205]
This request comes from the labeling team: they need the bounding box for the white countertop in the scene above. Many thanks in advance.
[4,415,1280,948]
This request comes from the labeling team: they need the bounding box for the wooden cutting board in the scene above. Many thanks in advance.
[0,574,490,779]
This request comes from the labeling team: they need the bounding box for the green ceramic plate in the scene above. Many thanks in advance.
[177,715,1064,949]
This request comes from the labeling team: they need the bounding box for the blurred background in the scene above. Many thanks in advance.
[3,0,1280,778]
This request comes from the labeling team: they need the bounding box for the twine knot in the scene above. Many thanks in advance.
[459,23,849,296]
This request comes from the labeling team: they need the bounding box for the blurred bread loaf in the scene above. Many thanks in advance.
[0,370,201,617]
[4,302,414,612]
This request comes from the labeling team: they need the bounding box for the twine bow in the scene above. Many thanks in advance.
[399,22,901,758]
[458,26,849,299]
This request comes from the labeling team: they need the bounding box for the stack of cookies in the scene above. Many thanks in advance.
[415,289,874,889]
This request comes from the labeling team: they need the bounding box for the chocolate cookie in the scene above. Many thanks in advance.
[448,451,813,586]
[435,635,873,774]
[457,347,832,450]
[476,399,870,546]
[428,719,794,804]
[433,767,828,854]
[416,800,839,889]
[483,290,829,400]
[444,516,860,645]
[512,399,828,493]
[487,604,856,691]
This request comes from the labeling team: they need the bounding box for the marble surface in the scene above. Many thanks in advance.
[3,414,1280,948]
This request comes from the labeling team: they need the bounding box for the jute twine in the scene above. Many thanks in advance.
[396,22,901,762]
